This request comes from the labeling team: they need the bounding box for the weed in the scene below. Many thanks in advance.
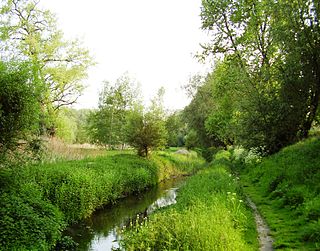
[119,163,258,250]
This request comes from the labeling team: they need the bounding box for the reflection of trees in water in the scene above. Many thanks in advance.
[147,188,178,214]
[65,178,185,250]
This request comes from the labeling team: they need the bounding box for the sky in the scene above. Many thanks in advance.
[41,0,211,110]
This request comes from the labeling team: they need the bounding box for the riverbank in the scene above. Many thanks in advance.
[119,137,320,250]
[119,156,259,250]
[238,137,320,250]
[0,149,204,250]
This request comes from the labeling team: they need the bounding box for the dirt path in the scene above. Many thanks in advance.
[246,197,274,251]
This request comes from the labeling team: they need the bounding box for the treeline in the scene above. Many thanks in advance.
[0,0,187,161]
[182,0,320,156]
[84,75,188,156]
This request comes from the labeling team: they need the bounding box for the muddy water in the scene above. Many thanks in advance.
[64,177,186,251]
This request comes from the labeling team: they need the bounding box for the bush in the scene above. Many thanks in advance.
[215,149,232,161]
[0,183,64,250]
[0,61,41,154]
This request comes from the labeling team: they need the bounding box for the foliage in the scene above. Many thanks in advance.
[183,73,223,148]
[55,108,78,143]
[0,0,94,130]
[126,108,168,157]
[54,108,91,144]
[0,61,41,154]
[195,0,320,153]
[126,88,168,157]
[0,180,64,251]
[120,162,258,250]
[165,111,187,147]
[88,74,140,147]
[184,129,199,150]
[238,137,320,249]
[0,149,203,250]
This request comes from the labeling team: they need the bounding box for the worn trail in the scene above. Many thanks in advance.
[246,197,274,251]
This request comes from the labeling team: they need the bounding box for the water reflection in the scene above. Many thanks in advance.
[147,187,178,214]
[64,178,185,251]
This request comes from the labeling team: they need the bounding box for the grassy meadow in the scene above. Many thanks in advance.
[119,137,320,250]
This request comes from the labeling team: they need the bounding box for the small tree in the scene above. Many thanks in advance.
[126,88,168,157]
[126,106,167,157]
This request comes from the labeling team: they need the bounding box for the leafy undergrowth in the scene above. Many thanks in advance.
[237,137,320,250]
[119,159,258,251]
[0,149,203,251]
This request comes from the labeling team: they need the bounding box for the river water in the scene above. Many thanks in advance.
[64,177,186,251]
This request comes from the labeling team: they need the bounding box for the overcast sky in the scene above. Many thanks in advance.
[41,0,211,110]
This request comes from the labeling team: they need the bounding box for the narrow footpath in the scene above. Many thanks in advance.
[246,197,274,251]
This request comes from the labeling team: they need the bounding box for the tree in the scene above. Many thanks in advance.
[54,108,78,143]
[0,0,93,121]
[126,88,168,157]
[183,73,224,148]
[0,61,41,154]
[88,74,140,148]
[199,0,320,153]
[165,111,187,147]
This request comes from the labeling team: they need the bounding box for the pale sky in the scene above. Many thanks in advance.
[41,0,211,110]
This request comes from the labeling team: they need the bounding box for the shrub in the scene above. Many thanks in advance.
[0,183,64,250]
[0,61,41,154]
[215,149,232,161]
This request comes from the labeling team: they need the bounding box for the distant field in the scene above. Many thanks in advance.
[45,137,135,161]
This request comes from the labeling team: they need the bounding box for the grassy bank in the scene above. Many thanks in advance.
[0,150,204,250]
[119,157,258,250]
[236,137,320,250]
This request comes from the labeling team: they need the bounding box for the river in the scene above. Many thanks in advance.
[64,177,186,251]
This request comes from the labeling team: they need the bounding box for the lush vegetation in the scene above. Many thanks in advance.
[183,0,320,154]
[1,0,320,250]
[0,150,204,250]
[120,156,258,250]
[236,137,320,250]
[0,61,41,156]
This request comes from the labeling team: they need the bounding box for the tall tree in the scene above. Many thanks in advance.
[200,0,320,152]
[0,0,93,112]
[89,74,140,148]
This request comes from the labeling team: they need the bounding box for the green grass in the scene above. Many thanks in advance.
[119,158,258,251]
[238,137,320,250]
[0,149,203,250]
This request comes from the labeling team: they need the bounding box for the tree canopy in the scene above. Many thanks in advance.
[183,0,320,154]
[0,0,94,121]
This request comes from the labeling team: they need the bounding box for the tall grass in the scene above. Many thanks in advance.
[119,159,258,250]
[44,137,113,161]
[0,149,203,250]
[236,137,320,249]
